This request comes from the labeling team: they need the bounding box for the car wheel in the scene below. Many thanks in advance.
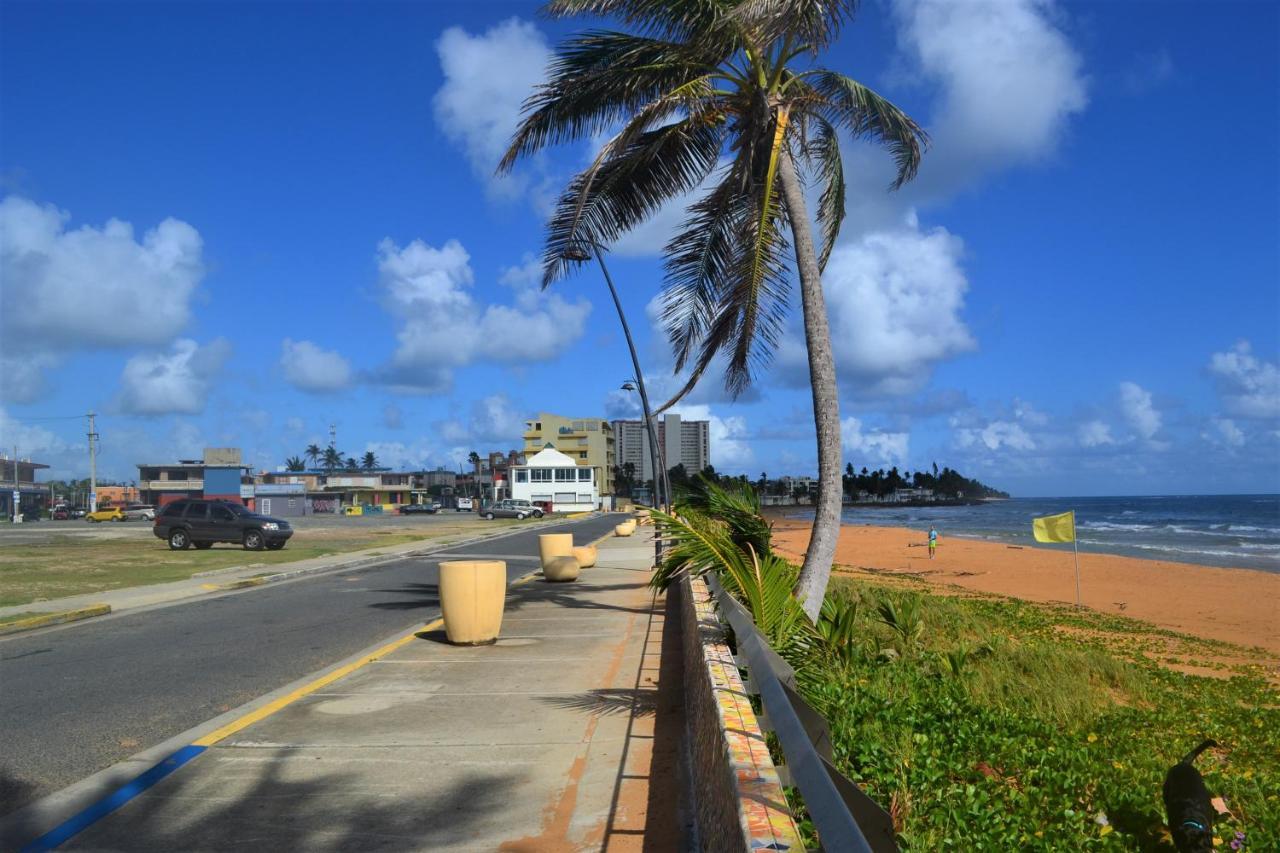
[533,510,544,518]
[483,512,495,520]
[169,529,190,550]
[517,512,527,520]
[194,541,213,550]
[266,541,285,551]
[243,530,266,551]
[87,517,97,523]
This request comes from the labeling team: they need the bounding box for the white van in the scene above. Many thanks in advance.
[455,497,474,512]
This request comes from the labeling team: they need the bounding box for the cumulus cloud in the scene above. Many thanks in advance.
[376,238,590,394]
[1118,381,1162,441]
[1077,420,1115,448]
[666,403,752,470]
[841,417,910,467]
[433,18,551,198]
[778,214,975,396]
[115,338,231,416]
[955,419,1036,452]
[279,339,353,393]
[0,195,205,396]
[1204,417,1245,449]
[437,393,527,448]
[1207,341,1280,419]
[891,0,1087,191]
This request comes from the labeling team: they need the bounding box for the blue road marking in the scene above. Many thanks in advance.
[21,745,207,852]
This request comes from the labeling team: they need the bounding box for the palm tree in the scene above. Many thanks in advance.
[322,446,342,471]
[305,444,322,469]
[285,456,306,472]
[467,451,482,478]
[344,456,359,471]
[500,0,925,619]
[361,451,378,471]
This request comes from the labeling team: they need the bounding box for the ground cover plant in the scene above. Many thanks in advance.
[653,480,1278,850]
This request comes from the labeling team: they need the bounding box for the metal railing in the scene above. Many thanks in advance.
[705,574,898,853]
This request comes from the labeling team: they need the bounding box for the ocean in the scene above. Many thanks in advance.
[782,495,1280,574]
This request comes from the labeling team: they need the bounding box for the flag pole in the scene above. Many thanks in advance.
[1072,510,1082,608]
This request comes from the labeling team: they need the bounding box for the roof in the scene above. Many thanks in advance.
[521,447,579,468]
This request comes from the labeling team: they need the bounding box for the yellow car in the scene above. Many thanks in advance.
[86,507,125,523]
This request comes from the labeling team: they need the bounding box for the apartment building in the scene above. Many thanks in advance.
[522,413,615,494]
[612,414,711,482]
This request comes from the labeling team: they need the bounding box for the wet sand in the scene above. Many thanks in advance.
[771,519,1280,655]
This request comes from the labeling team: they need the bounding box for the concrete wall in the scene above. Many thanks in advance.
[678,575,803,852]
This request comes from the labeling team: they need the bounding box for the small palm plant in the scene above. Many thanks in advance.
[284,456,306,472]
[816,592,861,668]
[876,595,925,651]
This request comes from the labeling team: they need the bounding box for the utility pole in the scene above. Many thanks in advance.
[87,411,99,512]
[329,423,337,449]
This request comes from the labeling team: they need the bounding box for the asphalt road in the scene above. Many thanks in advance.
[0,513,626,815]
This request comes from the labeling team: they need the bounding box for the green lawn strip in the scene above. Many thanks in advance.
[0,531,441,607]
[792,578,1278,850]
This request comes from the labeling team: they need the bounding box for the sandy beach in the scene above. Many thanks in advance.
[771,519,1280,656]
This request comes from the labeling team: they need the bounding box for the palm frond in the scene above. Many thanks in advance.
[729,0,856,53]
[543,0,728,43]
[541,110,726,285]
[803,113,844,271]
[806,69,928,189]
[500,31,721,172]
[676,475,772,555]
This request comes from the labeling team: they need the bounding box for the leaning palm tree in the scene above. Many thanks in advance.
[305,443,322,469]
[500,0,926,619]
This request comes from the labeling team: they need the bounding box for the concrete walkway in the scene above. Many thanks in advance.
[13,528,688,851]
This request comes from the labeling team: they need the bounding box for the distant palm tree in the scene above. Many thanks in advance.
[322,447,342,471]
[468,451,482,478]
[344,456,359,471]
[285,456,306,472]
[501,0,926,619]
[305,444,322,469]
[361,451,378,470]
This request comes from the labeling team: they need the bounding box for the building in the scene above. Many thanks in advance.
[422,467,457,489]
[509,446,599,513]
[94,485,140,506]
[137,447,253,508]
[257,469,416,513]
[612,414,710,482]
[523,414,615,494]
[1,454,51,519]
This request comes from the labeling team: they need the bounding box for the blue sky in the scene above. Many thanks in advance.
[1,0,1277,496]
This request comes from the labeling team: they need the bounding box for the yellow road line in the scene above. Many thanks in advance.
[193,616,444,747]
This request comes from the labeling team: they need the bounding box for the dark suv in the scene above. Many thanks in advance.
[153,499,293,551]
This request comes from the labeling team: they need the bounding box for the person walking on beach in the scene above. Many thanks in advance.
[928,526,938,559]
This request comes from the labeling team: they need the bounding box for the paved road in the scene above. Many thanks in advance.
[0,514,626,815]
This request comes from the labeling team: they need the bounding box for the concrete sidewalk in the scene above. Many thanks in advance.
[17,528,688,851]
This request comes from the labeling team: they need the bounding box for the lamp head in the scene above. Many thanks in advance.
[561,244,592,262]
[620,382,636,392]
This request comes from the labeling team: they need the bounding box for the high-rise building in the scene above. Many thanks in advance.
[522,413,615,494]
[612,414,711,482]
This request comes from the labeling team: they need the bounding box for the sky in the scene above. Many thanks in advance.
[1,0,1277,497]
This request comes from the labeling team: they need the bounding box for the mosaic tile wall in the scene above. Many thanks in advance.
[679,575,803,852]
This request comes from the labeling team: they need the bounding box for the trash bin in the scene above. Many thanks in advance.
[538,533,574,570]
[439,560,506,645]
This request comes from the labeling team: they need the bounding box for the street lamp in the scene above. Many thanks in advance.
[561,241,668,563]
[620,379,671,514]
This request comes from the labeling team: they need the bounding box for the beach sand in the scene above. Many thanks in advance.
[771,519,1280,656]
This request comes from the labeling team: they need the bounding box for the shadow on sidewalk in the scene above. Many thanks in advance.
[366,582,440,611]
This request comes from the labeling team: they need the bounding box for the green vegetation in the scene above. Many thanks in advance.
[653,480,1278,850]
[841,462,1009,500]
[0,611,43,627]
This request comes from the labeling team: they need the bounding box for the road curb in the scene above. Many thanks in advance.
[0,604,112,637]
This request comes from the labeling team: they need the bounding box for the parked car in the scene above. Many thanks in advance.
[52,506,71,520]
[153,499,293,551]
[123,503,155,521]
[86,506,126,523]
[69,507,86,518]
[398,502,439,514]
[480,500,541,521]
[455,497,474,512]
[18,508,42,522]
[504,500,544,518]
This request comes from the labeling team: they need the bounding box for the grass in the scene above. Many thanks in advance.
[0,611,43,626]
[792,577,1279,851]
[0,519,521,607]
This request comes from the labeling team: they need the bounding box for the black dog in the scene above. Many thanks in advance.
[1163,739,1218,852]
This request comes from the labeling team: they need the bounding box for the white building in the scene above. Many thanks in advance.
[612,414,711,481]
[510,446,600,513]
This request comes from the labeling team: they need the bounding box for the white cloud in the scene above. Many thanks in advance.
[1205,417,1245,449]
[892,0,1087,189]
[279,339,353,393]
[433,18,551,198]
[1077,420,1115,448]
[0,195,205,395]
[667,403,752,470]
[0,353,57,404]
[115,338,231,416]
[383,404,404,430]
[436,393,527,448]
[955,419,1036,452]
[1207,341,1280,419]
[841,417,910,467]
[779,214,975,396]
[377,238,590,393]
[1118,381,1162,441]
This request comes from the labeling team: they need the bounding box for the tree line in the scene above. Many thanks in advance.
[285,445,380,473]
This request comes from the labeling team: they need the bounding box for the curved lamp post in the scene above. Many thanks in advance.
[561,242,669,535]
[621,380,671,514]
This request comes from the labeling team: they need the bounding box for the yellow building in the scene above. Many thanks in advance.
[523,413,615,495]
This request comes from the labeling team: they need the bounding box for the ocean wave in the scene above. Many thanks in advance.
[1082,521,1156,531]
[1079,539,1279,561]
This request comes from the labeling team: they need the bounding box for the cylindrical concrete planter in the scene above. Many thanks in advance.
[439,560,506,645]
[538,533,574,570]
[615,520,636,537]
[571,544,597,568]
[543,555,580,582]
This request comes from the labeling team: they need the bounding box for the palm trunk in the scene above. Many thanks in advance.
[777,146,843,622]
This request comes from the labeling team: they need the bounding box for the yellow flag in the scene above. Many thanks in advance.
[1033,510,1076,543]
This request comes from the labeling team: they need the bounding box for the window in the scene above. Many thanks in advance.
[515,470,528,483]
[572,421,584,431]
[586,422,598,431]
[578,469,592,482]
[555,491,576,503]
[532,493,552,502]
[531,469,552,482]
[535,422,541,431]
[288,498,297,508]
[185,503,209,520]
[212,506,234,522]
[554,468,576,482]
[161,501,188,517]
